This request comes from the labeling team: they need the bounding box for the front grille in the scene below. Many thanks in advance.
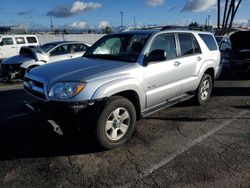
[24,77,46,100]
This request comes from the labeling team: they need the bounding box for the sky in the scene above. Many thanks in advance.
[0,0,249,31]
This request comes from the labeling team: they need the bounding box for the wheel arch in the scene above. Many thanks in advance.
[111,90,142,120]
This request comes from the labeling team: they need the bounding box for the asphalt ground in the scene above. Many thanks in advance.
[0,76,250,187]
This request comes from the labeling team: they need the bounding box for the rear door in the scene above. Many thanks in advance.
[49,44,72,63]
[15,36,27,53]
[0,37,18,59]
[144,33,182,108]
[175,33,203,93]
[71,43,88,58]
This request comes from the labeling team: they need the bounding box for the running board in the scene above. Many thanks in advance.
[141,93,194,117]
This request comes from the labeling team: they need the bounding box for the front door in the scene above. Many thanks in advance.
[0,37,18,59]
[144,33,182,108]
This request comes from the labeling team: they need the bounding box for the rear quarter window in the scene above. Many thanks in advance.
[27,37,37,43]
[199,34,218,51]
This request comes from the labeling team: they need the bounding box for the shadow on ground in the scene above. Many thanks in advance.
[0,89,103,161]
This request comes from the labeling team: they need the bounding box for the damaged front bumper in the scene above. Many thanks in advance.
[0,63,25,80]
[24,99,90,136]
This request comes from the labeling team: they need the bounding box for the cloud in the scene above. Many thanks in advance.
[69,21,88,29]
[47,1,102,18]
[145,0,164,7]
[182,0,216,12]
[98,21,110,29]
[17,10,33,15]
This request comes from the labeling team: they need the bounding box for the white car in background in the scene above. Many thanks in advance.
[0,41,90,80]
[0,35,39,60]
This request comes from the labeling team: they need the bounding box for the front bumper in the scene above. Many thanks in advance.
[24,99,89,136]
[0,63,24,80]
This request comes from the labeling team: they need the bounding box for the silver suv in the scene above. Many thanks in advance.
[24,30,220,149]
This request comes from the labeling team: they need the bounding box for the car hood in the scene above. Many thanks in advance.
[29,57,136,83]
[230,31,250,51]
[2,55,35,65]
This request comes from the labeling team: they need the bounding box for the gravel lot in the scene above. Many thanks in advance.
[0,76,250,187]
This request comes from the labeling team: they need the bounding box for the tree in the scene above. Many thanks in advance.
[102,26,112,34]
[189,22,199,28]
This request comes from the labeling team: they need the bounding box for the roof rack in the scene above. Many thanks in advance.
[141,25,205,31]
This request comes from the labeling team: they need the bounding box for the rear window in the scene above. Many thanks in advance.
[15,37,25,44]
[199,34,218,51]
[27,37,37,43]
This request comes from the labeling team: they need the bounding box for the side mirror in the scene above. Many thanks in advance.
[219,41,231,52]
[144,49,167,65]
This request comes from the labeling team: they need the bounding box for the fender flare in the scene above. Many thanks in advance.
[91,77,146,109]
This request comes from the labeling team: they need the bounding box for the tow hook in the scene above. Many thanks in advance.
[24,100,64,136]
[47,120,64,135]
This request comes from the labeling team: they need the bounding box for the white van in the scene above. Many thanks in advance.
[0,35,39,60]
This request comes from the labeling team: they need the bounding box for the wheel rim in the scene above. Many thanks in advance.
[105,107,130,141]
[200,79,210,101]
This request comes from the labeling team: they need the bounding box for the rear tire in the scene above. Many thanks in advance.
[193,73,213,105]
[96,96,136,149]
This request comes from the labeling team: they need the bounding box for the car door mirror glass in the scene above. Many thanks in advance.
[145,49,167,64]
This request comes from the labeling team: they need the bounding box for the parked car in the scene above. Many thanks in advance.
[24,30,220,149]
[0,41,90,80]
[227,31,250,75]
[0,35,39,60]
[216,35,232,77]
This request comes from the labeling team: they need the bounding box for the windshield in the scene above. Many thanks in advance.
[84,34,150,62]
[39,43,58,53]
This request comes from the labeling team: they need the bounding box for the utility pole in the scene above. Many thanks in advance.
[217,0,221,30]
[50,16,54,34]
[134,16,136,29]
[120,12,124,30]
[208,15,211,27]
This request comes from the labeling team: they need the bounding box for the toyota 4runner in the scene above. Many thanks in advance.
[24,30,220,149]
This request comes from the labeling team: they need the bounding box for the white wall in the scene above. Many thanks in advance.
[37,34,105,45]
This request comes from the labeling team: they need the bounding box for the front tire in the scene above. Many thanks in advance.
[193,73,213,105]
[96,96,136,149]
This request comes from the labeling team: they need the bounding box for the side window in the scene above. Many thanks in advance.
[192,35,202,54]
[50,44,71,56]
[1,38,14,45]
[27,37,37,44]
[178,34,194,56]
[150,34,177,59]
[72,43,87,53]
[199,34,218,51]
[15,37,25,44]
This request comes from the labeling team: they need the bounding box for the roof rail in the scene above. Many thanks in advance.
[141,25,205,31]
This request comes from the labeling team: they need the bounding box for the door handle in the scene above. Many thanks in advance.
[11,47,16,48]
[68,55,73,58]
[174,61,181,67]
[197,56,202,62]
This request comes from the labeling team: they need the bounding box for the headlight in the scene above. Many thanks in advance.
[49,82,86,99]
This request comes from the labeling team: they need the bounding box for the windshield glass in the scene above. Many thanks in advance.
[39,43,58,53]
[84,34,150,62]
